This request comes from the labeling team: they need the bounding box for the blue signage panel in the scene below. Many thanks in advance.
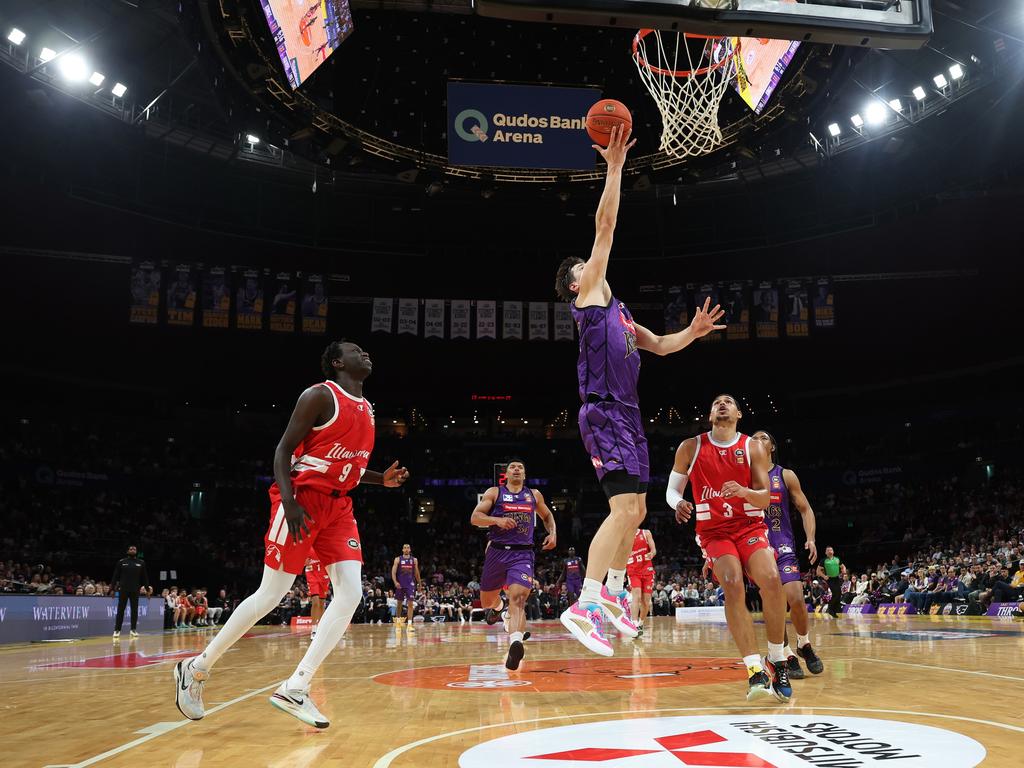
[0,596,165,644]
[447,81,601,170]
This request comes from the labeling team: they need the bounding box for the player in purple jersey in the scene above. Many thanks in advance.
[553,125,726,656]
[470,461,556,670]
[390,544,421,632]
[752,431,825,677]
[558,548,586,605]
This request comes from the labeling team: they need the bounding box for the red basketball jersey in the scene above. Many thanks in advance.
[626,529,653,575]
[275,380,376,497]
[305,558,325,580]
[688,431,764,534]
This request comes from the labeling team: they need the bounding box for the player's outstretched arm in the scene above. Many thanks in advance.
[533,490,558,551]
[634,297,726,356]
[784,468,818,564]
[362,460,409,487]
[667,439,696,523]
[471,487,515,530]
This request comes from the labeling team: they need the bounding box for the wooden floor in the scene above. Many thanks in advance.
[5,614,1023,767]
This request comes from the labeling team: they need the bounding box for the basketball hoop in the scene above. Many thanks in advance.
[632,29,739,159]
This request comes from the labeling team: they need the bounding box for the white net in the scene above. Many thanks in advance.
[632,30,738,159]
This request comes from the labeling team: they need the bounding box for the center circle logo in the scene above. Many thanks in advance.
[454,109,488,142]
[458,715,986,767]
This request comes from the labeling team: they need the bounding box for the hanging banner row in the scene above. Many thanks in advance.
[371,298,576,341]
[128,261,328,333]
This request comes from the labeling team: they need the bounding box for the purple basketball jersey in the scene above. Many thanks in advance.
[767,465,802,583]
[565,557,583,586]
[488,485,536,546]
[570,296,641,407]
[396,555,416,587]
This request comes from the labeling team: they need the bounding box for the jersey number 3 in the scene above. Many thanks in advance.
[722,502,734,518]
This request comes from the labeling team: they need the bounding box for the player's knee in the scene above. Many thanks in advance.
[757,571,783,595]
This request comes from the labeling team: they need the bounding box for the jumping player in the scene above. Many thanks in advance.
[173,340,409,729]
[304,557,330,638]
[470,460,556,670]
[559,547,586,605]
[751,431,825,678]
[666,394,791,702]
[391,544,421,631]
[554,124,725,656]
[626,528,657,636]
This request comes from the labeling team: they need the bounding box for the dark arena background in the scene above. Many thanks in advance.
[1,0,1023,766]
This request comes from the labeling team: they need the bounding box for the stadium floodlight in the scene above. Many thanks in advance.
[246,134,260,144]
[912,86,926,101]
[933,73,948,88]
[850,113,864,128]
[58,53,88,82]
[39,47,56,62]
[111,82,127,97]
[8,28,26,45]
[949,63,964,80]
[888,98,904,112]
[865,102,886,126]
[827,122,841,137]
[89,71,105,86]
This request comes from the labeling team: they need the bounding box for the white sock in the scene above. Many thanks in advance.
[606,569,625,594]
[580,578,602,605]
[510,631,524,644]
[783,645,794,659]
[743,654,762,671]
[768,642,786,663]
[286,561,361,692]
[797,633,810,648]
[194,565,295,672]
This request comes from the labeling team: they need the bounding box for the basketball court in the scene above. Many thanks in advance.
[8,613,1020,766]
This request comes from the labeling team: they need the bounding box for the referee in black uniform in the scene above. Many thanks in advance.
[111,545,152,639]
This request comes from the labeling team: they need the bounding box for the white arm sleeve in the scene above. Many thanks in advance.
[666,471,687,511]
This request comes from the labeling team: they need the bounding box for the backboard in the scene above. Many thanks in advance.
[475,0,933,50]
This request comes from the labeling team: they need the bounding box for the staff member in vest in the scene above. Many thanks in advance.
[817,547,843,618]
[111,545,152,639]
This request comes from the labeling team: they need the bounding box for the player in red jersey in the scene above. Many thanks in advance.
[666,394,791,703]
[173,340,409,729]
[626,529,656,637]
[305,557,330,637]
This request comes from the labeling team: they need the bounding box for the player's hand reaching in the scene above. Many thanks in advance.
[721,481,747,499]
[805,540,818,564]
[701,560,712,580]
[594,124,637,169]
[689,297,727,338]
[494,517,517,531]
[541,533,557,551]
[382,460,409,487]
[283,498,314,543]
[674,500,693,524]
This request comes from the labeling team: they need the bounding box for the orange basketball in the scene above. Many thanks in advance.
[586,99,632,146]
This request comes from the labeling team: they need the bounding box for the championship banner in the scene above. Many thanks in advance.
[269,271,297,333]
[424,299,445,339]
[165,263,197,327]
[753,282,779,339]
[128,260,161,325]
[663,285,689,334]
[398,298,419,336]
[451,299,471,339]
[695,283,722,343]
[370,297,394,333]
[785,279,810,337]
[477,300,496,339]
[235,267,266,331]
[502,301,523,340]
[447,81,601,170]
[724,281,750,341]
[201,265,230,329]
[300,273,328,334]
[813,277,835,328]
[553,302,574,341]
[529,301,549,340]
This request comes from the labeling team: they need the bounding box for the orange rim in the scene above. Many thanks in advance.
[632,29,736,79]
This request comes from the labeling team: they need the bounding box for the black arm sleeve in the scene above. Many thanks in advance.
[111,560,122,590]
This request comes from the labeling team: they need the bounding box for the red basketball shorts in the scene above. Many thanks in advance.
[306,574,330,598]
[695,519,773,574]
[264,485,362,575]
[628,569,655,594]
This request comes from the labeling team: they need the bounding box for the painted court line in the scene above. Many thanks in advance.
[864,657,1024,682]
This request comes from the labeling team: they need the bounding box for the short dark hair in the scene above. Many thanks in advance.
[320,339,348,378]
[554,257,584,302]
[759,430,778,461]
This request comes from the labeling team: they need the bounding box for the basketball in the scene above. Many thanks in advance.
[586,99,632,146]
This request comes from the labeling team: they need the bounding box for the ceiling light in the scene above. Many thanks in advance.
[865,102,886,125]
[246,134,260,144]
[912,86,926,101]
[111,82,127,97]
[933,73,948,88]
[850,113,864,128]
[827,123,841,137]
[39,47,56,62]
[89,71,105,86]
[949,63,964,80]
[58,53,88,82]
[888,98,903,112]
[8,28,26,46]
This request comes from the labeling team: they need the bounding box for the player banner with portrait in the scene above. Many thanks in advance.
[502,301,523,340]
[128,260,161,325]
[813,277,836,328]
[663,284,689,334]
[695,283,723,343]
[201,265,230,329]
[299,273,328,334]
[785,279,810,338]
[477,300,497,339]
[553,302,574,341]
[234,267,266,331]
[371,297,394,333]
[424,299,445,339]
[164,263,196,327]
[398,298,419,336]
[724,281,750,341]
[753,281,779,339]
[269,271,297,333]
[451,299,471,339]
[529,302,549,340]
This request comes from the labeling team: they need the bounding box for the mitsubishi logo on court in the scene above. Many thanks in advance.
[527,729,777,766]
